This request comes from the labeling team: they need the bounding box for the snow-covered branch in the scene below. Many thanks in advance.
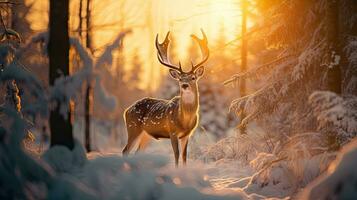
[309,91,357,144]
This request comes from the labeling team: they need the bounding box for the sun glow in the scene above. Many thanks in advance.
[26,0,243,90]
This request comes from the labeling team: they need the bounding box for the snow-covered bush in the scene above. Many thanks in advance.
[27,31,131,118]
[300,138,357,200]
[309,91,357,146]
[201,135,260,163]
[243,132,336,198]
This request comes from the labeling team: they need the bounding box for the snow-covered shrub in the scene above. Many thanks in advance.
[300,138,357,200]
[201,134,262,163]
[42,139,87,174]
[27,31,131,118]
[243,132,336,198]
[309,91,357,146]
[0,105,92,199]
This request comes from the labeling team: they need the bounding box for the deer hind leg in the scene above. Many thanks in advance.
[122,124,142,156]
[180,135,189,165]
[135,132,151,154]
[170,133,179,167]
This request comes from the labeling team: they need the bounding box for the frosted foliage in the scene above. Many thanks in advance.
[42,139,87,174]
[0,43,15,66]
[230,82,283,129]
[201,135,260,163]
[309,91,357,144]
[301,138,357,200]
[50,62,92,117]
[4,80,21,111]
[0,62,47,118]
[346,36,357,65]
[293,42,324,81]
[241,132,335,198]
[227,0,357,139]
[93,76,117,111]
[344,36,357,94]
[27,31,131,116]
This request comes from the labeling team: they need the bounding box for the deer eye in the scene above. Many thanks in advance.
[192,77,196,80]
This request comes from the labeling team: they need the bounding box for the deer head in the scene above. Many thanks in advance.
[156,29,209,104]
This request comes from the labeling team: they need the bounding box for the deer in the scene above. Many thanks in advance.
[122,29,209,167]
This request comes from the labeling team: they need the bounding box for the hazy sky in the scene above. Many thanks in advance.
[27,0,242,89]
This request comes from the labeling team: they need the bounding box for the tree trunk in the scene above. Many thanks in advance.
[48,0,74,150]
[85,0,92,50]
[84,83,92,151]
[84,0,92,152]
[78,0,83,39]
[239,0,248,134]
[326,0,342,94]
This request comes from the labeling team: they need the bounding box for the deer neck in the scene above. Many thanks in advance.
[179,87,199,127]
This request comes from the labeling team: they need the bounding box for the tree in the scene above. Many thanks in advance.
[239,0,248,134]
[227,0,357,147]
[48,0,73,149]
[326,0,342,94]
[78,0,84,39]
[84,0,93,152]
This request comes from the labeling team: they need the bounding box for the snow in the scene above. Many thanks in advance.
[93,76,117,111]
[2,97,356,200]
[2,40,356,200]
[24,31,132,117]
[309,91,357,144]
[44,141,250,200]
[1,103,252,199]
[300,138,357,199]
[43,139,87,174]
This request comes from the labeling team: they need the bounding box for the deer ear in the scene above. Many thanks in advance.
[169,69,180,80]
[194,66,205,77]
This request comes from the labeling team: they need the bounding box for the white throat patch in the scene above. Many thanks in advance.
[182,90,195,104]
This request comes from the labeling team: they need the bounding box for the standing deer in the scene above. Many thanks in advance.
[122,30,209,167]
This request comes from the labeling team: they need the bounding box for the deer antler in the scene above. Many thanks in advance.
[190,29,209,72]
[156,31,183,72]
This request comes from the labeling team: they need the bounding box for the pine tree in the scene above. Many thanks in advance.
[48,0,74,150]
[84,0,93,152]
[239,0,248,134]
[227,0,357,147]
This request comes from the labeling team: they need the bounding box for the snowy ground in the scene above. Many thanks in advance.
[76,126,278,200]
[61,120,287,199]
[85,141,263,200]
[127,139,254,190]
[28,120,348,199]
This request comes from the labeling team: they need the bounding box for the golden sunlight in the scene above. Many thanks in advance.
[26,0,242,90]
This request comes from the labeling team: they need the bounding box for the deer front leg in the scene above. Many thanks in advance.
[180,135,189,165]
[170,133,179,167]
